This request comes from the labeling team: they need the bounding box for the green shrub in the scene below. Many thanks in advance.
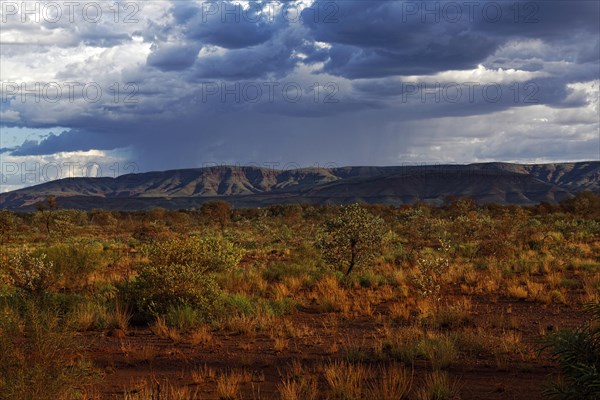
[199,200,232,229]
[130,263,221,322]
[40,240,104,289]
[127,235,243,323]
[132,222,170,242]
[3,248,55,295]
[541,302,600,399]
[144,235,244,274]
[412,247,450,300]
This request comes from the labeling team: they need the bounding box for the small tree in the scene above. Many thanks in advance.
[317,203,387,276]
[200,200,232,230]
[560,191,600,218]
[35,195,58,234]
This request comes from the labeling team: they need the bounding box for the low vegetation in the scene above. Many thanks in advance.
[0,193,599,399]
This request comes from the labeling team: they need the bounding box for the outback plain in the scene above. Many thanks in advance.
[1,192,599,400]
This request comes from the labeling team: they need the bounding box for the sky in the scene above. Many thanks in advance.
[0,0,599,191]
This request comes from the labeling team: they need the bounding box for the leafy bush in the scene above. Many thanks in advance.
[132,222,171,242]
[143,235,244,274]
[3,248,55,295]
[316,203,387,276]
[412,244,450,301]
[40,240,104,289]
[541,302,600,399]
[199,200,232,229]
[131,263,221,321]
[129,235,243,323]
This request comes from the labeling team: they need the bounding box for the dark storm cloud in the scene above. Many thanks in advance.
[180,6,281,49]
[147,1,307,78]
[5,130,128,156]
[321,36,496,78]
[147,43,203,71]
[189,28,304,79]
[302,0,599,78]
[351,75,596,119]
[1,0,598,173]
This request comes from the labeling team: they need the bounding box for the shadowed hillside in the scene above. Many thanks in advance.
[1,162,598,210]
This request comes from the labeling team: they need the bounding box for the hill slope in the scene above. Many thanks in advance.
[1,162,598,210]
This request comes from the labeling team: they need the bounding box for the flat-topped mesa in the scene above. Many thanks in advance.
[1,162,598,210]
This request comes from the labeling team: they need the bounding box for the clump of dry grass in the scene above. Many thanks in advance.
[422,298,472,330]
[191,364,216,384]
[274,337,288,352]
[507,284,528,300]
[323,360,370,400]
[134,343,158,364]
[190,325,213,346]
[277,375,318,400]
[313,276,350,313]
[68,301,108,331]
[450,327,493,357]
[420,334,458,370]
[348,293,375,317]
[123,377,199,400]
[152,316,181,342]
[389,301,411,322]
[223,314,258,335]
[341,335,372,363]
[525,279,550,303]
[366,364,412,400]
[110,298,132,332]
[415,371,461,400]
[273,282,291,300]
[546,271,563,289]
[377,325,424,364]
[216,370,251,400]
[216,371,242,400]
[497,330,534,361]
[271,318,313,339]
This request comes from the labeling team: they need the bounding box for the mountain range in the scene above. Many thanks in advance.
[1,162,598,210]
